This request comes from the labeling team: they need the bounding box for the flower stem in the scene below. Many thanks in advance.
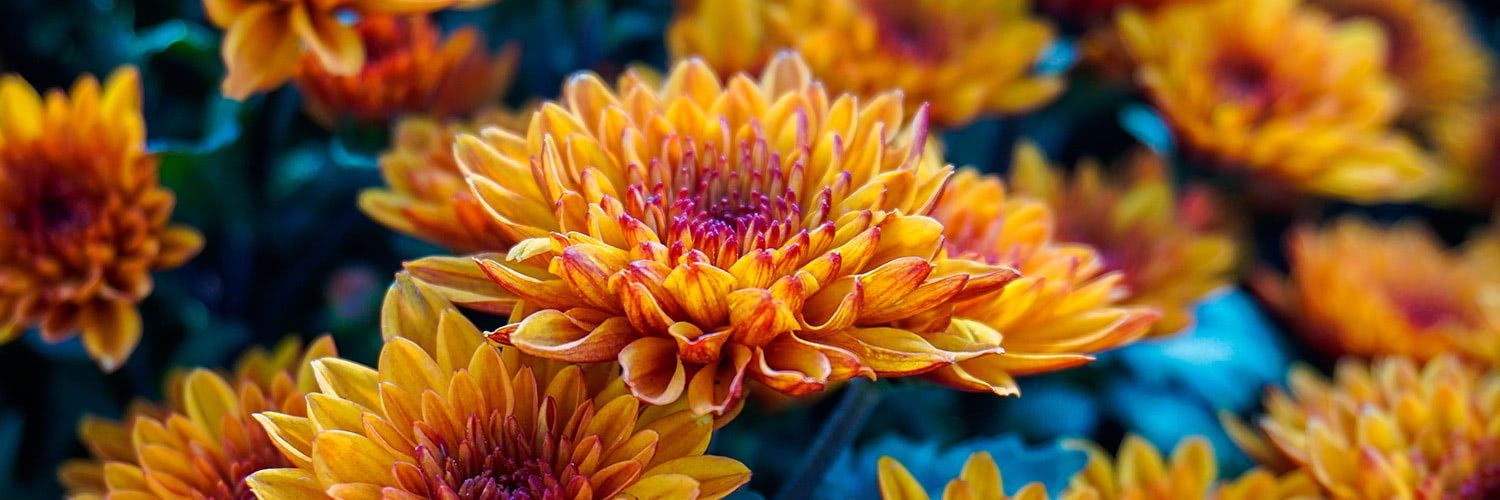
[773,379,883,500]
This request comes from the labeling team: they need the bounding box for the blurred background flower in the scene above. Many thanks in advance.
[669,0,1067,128]
[0,67,203,372]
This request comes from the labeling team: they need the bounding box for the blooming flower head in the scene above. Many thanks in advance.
[203,0,493,99]
[443,52,1018,415]
[1310,0,1493,120]
[877,435,1318,500]
[0,67,203,371]
[248,274,751,500]
[1254,217,1500,363]
[359,110,529,255]
[921,144,1159,396]
[1009,144,1237,336]
[1117,0,1436,202]
[668,0,1065,128]
[1225,355,1500,498]
[294,15,519,127]
[57,335,337,499]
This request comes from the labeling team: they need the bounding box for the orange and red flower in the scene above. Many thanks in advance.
[58,335,337,499]
[414,52,1019,415]
[1009,145,1237,336]
[921,144,1159,396]
[248,276,751,499]
[294,15,519,127]
[203,0,494,99]
[669,0,1065,128]
[1310,0,1492,121]
[1254,217,1500,363]
[1226,355,1500,498]
[1117,0,1437,201]
[0,67,203,371]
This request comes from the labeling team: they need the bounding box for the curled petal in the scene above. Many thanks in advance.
[509,309,641,362]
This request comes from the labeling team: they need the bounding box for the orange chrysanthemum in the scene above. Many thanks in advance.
[1310,0,1492,121]
[57,335,337,499]
[360,111,528,254]
[0,67,203,371]
[877,436,1318,500]
[420,52,1018,415]
[202,0,492,99]
[1009,144,1236,336]
[1253,217,1500,363]
[294,15,519,127]
[668,0,1065,128]
[920,144,1159,396]
[1225,356,1500,499]
[247,275,751,500]
[1117,0,1437,202]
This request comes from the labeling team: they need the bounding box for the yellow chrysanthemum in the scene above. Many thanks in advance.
[668,0,1064,128]
[294,15,519,127]
[202,0,492,99]
[414,52,1019,415]
[1009,144,1237,336]
[247,274,751,500]
[1117,0,1437,202]
[1225,356,1500,499]
[921,145,1159,396]
[877,436,1319,500]
[1310,0,1493,120]
[57,335,337,499]
[1253,217,1500,363]
[0,67,203,371]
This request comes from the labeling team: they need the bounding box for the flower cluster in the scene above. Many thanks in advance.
[18,0,1500,498]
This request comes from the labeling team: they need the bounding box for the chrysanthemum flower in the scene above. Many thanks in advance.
[1009,144,1236,336]
[294,15,519,127]
[1117,0,1437,202]
[247,282,751,499]
[0,67,203,371]
[1253,217,1500,363]
[202,0,492,99]
[1225,355,1500,498]
[57,335,337,499]
[360,111,528,254]
[877,435,1318,500]
[439,52,1018,415]
[920,145,1159,396]
[668,0,1065,128]
[1310,0,1492,120]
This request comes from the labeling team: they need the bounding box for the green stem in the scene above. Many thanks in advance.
[773,379,883,500]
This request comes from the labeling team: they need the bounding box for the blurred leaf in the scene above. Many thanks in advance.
[1104,289,1291,413]
[1120,104,1174,155]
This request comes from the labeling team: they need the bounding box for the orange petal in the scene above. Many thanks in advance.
[80,299,142,372]
[288,5,362,75]
[220,4,300,99]
[620,337,688,405]
[509,309,640,362]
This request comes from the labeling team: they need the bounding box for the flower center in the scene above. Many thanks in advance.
[1,159,102,255]
[1390,288,1476,330]
[862,0,952,62]
[622,134,833,266]
[412,414,569,500]
[1455,458,1500,499]
[1211,52,1276,110]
